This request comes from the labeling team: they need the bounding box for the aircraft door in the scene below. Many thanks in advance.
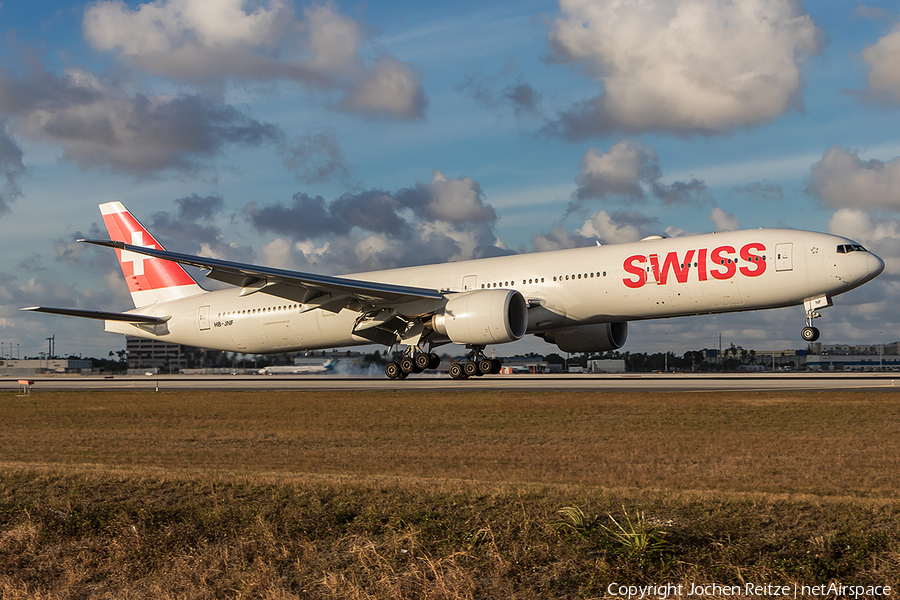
[462,275,478,291]
[198,305,210,330]
[775,243,793,271]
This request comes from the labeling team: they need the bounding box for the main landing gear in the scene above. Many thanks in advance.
[384,349,441,379]
[384,345,503,380]
[448,346,502,380]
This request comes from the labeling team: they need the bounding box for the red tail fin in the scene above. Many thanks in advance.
[100,202,205,307]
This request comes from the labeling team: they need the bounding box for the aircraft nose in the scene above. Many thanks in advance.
[869,252,885,278]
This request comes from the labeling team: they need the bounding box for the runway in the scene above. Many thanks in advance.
[3,372,899,392]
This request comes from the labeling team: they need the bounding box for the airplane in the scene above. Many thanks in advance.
[23,202,884,380]
[258,358,337,375]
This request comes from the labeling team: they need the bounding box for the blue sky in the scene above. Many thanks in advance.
[2,0,900,359]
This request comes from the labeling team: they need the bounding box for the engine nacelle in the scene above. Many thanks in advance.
[432,289,528,345]
[541,322,628,353]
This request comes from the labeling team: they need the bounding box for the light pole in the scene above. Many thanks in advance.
[879,331,884,369]
[772,332,776,372]
[664,332,668,372]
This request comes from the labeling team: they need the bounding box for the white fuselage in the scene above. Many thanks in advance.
[106,229,883,353]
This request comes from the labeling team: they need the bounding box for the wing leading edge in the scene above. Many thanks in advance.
[79,239,446,309]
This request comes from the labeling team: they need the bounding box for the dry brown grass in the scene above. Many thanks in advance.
[1,389,899,598]
[2,389,898,495]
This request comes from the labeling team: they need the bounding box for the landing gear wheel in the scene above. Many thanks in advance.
[428,353,441,369]
[463,361,479,378]
[385,361,402,379]
[801,326,820,342]
[477,358,494,375]
[490,359,502,374]
[449,363,467,379]
[399,356,415,374]
[414,353,431,371]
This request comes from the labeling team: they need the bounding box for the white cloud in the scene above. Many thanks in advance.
[531,226,579,252]
[420,171,496,223]
[340,56,426,120]
[84,0,287,56]
[83,0,426,119]
[546,0,822,136]
[708,207,738,232]
[571,139,711,210]
[807,147,900,211]
[531,209,652,251]
[576,209,643,244]
[575,140,658,201]
[259,237,297,271]
[861,23,900,103]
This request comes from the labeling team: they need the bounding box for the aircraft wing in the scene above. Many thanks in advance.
[79,239,446,309]
[21,306,171,324]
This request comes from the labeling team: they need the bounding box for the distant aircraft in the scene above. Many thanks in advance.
[24,202,884,380]
[258,359,337,375]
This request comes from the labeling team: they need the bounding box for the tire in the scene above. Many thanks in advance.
[801,326,820,342]
[449,363,466,379]
[478,358,494,375]
[399,356,415,374]
[428,353,441,369]
[463,361,479,377]
[385,362,402,379]
[490,359,502,374]
[414,353,431,372]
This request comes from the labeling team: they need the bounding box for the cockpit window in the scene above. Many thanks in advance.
[836,244,867,254]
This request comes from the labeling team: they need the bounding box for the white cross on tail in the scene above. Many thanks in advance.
[120,231,156,276]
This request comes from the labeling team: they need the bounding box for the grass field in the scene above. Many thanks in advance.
[1,389,898,598]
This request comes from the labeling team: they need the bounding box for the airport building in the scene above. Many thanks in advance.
[809,341,900,355]
[125,336,190,374]
[497,356,558,374]
[806,354,900,370]
[806,341,900,370]
[0,358,93,376]
[587,359,627,373]
[747,349,807,370]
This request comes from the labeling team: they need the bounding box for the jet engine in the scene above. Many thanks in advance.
[540,322,628,353]
[431,289,528,345]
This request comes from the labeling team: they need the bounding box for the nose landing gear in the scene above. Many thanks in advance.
[800,296,831,343]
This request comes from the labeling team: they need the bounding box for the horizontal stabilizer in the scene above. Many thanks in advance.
[21,306,170,324]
